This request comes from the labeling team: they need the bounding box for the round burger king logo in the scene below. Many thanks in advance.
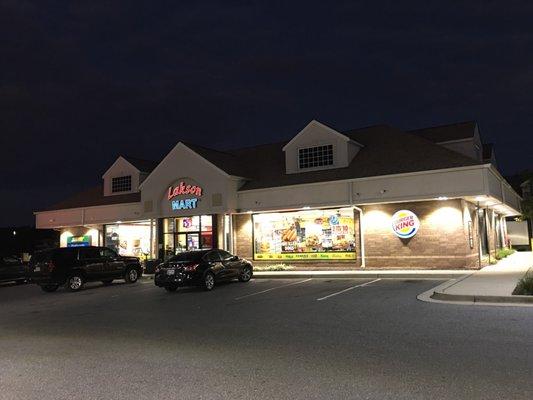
[391,210,420,239]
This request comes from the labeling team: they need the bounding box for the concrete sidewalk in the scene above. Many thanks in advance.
[427,251,533,305]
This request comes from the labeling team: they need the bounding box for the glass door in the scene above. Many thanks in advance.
[176,233,200,251]
[162,215,215,259]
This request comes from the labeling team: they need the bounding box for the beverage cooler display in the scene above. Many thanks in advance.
[253,208,356,260]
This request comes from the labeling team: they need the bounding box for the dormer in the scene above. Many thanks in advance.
[102,156,158,196]
[282,120,364,174]
[409,121,484,162]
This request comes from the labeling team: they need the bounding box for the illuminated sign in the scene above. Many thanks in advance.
[391,210,420,239]
[167,181,203,211]
[67,235,91,247]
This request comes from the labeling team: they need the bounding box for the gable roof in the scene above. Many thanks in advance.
[409,121,477,143]
[182,142,246,177]
[122,156,159,173]
[281,120,355,151]
[482,143,494,161]
[233,125,481,191]
[38,120,487,211]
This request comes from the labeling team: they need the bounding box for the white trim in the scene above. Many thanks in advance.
[237,164,488,194]
[436,138,474,145]
[282,120,361,151]
[102,156,140,178]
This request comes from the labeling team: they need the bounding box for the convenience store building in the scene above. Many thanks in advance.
[35,120,522,269]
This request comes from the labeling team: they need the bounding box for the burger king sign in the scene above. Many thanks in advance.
[391,210,420,239]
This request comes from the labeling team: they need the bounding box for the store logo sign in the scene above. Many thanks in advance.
[167,181,203,211]
[391,210,420,239]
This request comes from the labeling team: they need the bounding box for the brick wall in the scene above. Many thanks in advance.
[362,199,479,269]
[232,199,490,270]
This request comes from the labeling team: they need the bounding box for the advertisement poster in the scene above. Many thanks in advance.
[253,208,356,260]
[67,235,91,247]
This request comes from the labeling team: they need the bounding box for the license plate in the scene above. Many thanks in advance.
[34,267,40,272]
[166,269,175,276]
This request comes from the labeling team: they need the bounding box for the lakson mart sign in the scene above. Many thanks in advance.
[167,181,203,211]
[391,210,420,239]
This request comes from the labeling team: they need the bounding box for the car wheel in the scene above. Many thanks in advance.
[102,280,113,285]
[203,271,215,291]
[125,268,139,283]
[67,274,84,291]
[238,266,252,282]
[164,285,178,292]
[41,284,59,293]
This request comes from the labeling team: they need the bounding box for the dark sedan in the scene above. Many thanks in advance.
[0,255,27,285]
[154,249,253,292]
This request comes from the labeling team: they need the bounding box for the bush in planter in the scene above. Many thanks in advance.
[254,264,295,271]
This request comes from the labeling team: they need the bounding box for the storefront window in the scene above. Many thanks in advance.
[253,208,356,260]
[105,221,151,258]
[163,215,215,259]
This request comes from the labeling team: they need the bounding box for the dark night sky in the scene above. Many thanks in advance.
[1,1,533,227]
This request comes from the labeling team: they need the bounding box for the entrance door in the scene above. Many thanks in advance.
[176,233,200,251]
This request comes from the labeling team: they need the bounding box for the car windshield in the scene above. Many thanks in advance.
[168,251,208,263]
[30,250,54,263]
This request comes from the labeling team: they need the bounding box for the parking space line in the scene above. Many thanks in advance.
[234,279,312,300]
[316,278,381,301]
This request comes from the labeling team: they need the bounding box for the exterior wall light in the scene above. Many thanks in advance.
[302,206,311,209]
[436,196,449,201]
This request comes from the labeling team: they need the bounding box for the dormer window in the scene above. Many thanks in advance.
[111,175,132,193]
[298,144,333,169]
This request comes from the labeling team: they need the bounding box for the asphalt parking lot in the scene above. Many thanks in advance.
[1,277,532,400]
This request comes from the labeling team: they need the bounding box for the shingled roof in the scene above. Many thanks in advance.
[229,125,481,191]
[41,185,141,212]
[409,121,477,143]
[38,121,485,211]
[122,156,159,173]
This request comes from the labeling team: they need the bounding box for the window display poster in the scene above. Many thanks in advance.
[253,208,356,260]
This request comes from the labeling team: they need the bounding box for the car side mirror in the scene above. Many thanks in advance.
[230,255,239,261]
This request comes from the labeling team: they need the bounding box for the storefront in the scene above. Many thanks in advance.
[104,220,155,258]
[161,215,216,258]
[35,120,522,270]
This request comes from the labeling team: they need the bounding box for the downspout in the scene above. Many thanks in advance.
[476,202,482,269]
[353,205,366,268]
[350,182,365,268]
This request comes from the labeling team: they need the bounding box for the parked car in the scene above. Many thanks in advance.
[154,249,253,292]
[28,246,143,292]
[0,255,27,285]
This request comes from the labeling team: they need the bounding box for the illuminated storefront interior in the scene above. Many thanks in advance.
[162,215,214,259]
[253,208,356,261]
[104,220,155,258]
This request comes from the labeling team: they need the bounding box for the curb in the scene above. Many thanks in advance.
[430,291,533,304]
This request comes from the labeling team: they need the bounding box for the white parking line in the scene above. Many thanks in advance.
[316,278,381,301]
[234,278,312,300]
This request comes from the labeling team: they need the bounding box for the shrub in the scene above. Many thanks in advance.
[495,248,515,260]
[254,263,295,271]
[513,271,533,295]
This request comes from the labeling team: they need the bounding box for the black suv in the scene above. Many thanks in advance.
[0,255,27,285]
[29,246,142,292]
[154,249,253,292]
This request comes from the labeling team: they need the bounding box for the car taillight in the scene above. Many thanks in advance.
[47,261,56,272]
[183,263,199,272]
